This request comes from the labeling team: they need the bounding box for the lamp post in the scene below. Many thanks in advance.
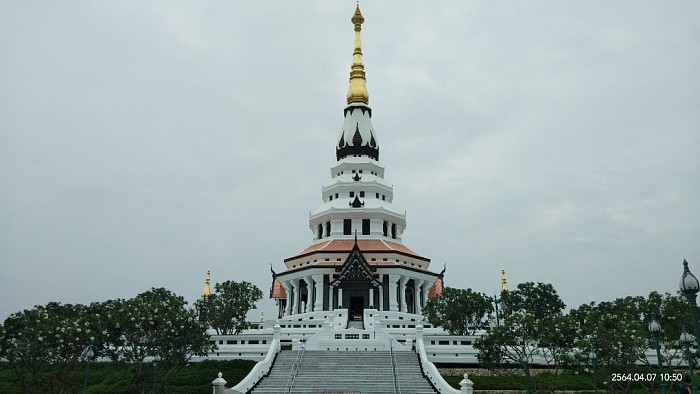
[680,325,698,394]
[151,351,160,394]
[521,352,531,394]
[680,259,700,352]
[521,345,534,394]
[649,314,668,394]
[589,349,598,394]
[82,346,93,394]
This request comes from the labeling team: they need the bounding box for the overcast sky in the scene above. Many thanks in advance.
[1,1,699,322]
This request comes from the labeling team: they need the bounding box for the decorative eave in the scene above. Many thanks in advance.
[269,264,286,299]
[428,277,444,298]
[274,263,440,277]
[270,277,287,299]
[284,239,430,263]
[329,239,381,287]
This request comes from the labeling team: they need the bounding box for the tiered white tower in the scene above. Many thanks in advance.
[271,4,443,324]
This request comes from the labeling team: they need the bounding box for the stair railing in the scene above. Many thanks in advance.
[389,339,401,394]
[283,342,305,393]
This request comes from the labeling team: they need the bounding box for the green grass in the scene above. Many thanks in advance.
[0,359,256,394]
[2,360,696,393]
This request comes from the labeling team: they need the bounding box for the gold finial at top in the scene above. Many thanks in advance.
[500,268,509,293]
[351,2,364,31]
[201,269,211,299]
[346,3,369,104]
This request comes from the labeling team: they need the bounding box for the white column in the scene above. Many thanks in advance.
[414,279,425,315]
[369,287,374,308]
[378,285,384,311]
[291,279,299,315]
[422,280,432,309]
[399,276,409,312]
[282,281,292,316]
[388,274,400,311]
[313,274,324,311]
[304,276,313,312]
[330,286,336,309]
[338,288,344,308]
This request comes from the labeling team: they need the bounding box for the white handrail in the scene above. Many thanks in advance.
[389,340,401,394]
[284,344,305,393]
[415,325,460,394]
[229,325,282,394]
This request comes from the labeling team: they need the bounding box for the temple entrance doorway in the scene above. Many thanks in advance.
[349,296,364,321]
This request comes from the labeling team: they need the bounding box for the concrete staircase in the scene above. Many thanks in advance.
[250,350,438,394]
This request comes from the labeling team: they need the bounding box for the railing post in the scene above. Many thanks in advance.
[415,324,424,341]
[273,324,281,352]
[459,373,474,394]
[212,372,227,394]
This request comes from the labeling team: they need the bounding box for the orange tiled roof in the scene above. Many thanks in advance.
[428,277,443,298]
[270,278,287,299]
[285,239,428,262]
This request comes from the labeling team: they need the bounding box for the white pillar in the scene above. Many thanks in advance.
[291,279,299,315]
[338,288,344,308]
[422,280,432,309]
[369,287,374,308]
[313,274,324,311]
[399,276,409,312]
[331,286,336,309]
[414,279,425,315]
[282,281,292,316]
[389,274,400,311]
[378,285,384,311]
[304,275,313,312]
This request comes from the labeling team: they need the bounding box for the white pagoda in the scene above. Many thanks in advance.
[269,4,443,324]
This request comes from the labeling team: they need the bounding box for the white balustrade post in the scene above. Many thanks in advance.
[273,324,281,351]
[416,324,424,341]
[460,373,474,394]
[212,372,227,394]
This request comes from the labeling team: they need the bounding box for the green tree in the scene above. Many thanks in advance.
[501,282,565,320]
[423,287,493,335]
[113,288,214,393]
[195,280,263,335]
[0,302,104,393]
[475,282,567,393]
[569,296,649,394]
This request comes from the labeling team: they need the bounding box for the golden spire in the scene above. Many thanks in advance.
[346,3,370,104]
[201,269,211,299]
[500,268,509,293]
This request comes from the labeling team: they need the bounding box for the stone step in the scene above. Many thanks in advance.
[250,350,437,394]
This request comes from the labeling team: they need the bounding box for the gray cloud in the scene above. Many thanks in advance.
[1,1,699,319]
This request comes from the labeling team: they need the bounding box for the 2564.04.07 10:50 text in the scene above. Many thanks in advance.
[611,373,683,382]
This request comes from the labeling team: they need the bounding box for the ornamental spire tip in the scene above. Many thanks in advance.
[346,3,369,104]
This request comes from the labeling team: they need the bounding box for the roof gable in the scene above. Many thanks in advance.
[330,240,381,287]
